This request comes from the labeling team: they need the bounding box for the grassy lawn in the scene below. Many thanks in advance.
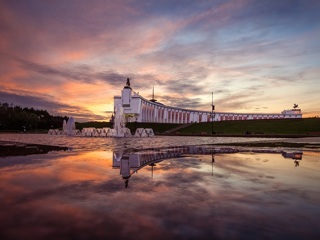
[74,118,320,136]
[177,118,320,135]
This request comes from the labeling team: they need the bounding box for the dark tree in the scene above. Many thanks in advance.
[0,102,66,131]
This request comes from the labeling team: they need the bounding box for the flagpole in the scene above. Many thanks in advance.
[212,92,214,134]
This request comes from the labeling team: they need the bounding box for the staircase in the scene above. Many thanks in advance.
[164,123,195,134]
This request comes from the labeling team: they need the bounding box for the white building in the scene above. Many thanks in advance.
[114,79,302,123]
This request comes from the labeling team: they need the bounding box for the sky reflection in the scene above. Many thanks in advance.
[0,148,319,239]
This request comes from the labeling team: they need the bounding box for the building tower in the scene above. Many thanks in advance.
[121,78,132,108]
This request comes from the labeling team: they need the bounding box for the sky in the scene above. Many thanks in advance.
[0,0,319,122]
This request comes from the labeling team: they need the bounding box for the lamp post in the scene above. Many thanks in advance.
[211,92,215,134]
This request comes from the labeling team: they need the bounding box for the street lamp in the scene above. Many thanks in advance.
[211,92,215,134]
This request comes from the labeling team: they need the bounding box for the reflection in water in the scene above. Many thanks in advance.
[113,146,304,187]
[149,162,156,179]
[0,133,295,151]
[0,143,68,157]
[0,146,319,240]
[113,147,186,188]
[211,155,215,175]
[282,151,303,167]
[282,151,303,160]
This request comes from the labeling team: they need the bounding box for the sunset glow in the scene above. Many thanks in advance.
[1,0,319,121]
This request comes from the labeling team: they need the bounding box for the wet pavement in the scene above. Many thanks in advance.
[0,134,319,239]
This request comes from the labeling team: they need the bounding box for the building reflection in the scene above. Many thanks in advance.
[112,146,216,187]
[113,146,304,187]
[282,151,303,167]
[114,148,178,187]
[211,154,215,176]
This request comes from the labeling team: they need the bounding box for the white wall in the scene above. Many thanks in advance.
[114,87,302,123]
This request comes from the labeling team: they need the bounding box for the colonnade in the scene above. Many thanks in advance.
[140,101,211,123]
[138,100,300,124]
[114,83,302,123]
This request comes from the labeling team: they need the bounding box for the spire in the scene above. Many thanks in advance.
[150,85,157,102]
[152,85,154,100]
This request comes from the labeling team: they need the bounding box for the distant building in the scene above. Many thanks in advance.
[113,80,302,123]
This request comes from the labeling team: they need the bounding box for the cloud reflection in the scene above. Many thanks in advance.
[0,148,319,239]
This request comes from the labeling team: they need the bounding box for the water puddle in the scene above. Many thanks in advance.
[0,143,319,239]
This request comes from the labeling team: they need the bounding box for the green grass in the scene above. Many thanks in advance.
[74,118,320,136]
[177,118,320,135]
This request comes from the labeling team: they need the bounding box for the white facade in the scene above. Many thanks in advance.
[114,84,302,123]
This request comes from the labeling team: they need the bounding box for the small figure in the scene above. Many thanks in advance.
[126,78,130,87]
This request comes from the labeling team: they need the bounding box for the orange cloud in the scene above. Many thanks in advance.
[62,51,88,62]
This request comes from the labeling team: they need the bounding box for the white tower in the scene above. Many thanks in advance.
[121,78,132,108]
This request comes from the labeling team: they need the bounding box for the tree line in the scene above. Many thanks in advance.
[0,102,68,131]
